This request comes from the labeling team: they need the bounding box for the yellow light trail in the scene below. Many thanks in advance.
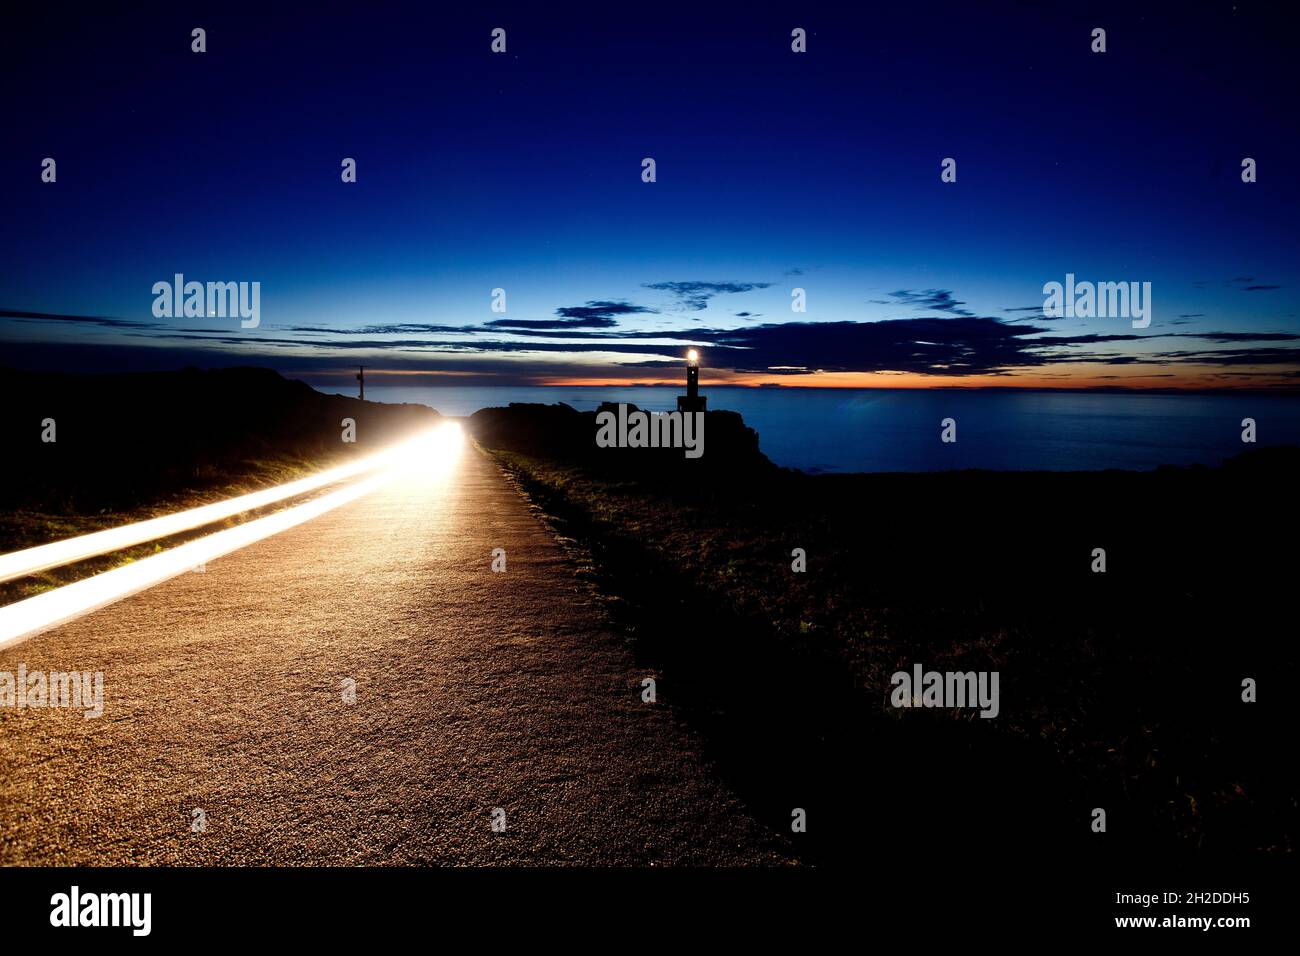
[0,427,454,584]
[0,423,463,650]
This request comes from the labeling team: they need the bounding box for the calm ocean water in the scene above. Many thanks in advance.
[317,384,1300,474]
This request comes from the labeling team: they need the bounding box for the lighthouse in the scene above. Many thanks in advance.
[676,349,706,412]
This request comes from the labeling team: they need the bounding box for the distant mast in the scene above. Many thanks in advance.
[677,349,706,412]
[356,365,365,401]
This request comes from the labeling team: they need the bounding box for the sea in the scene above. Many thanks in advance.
[316,385,1300,474]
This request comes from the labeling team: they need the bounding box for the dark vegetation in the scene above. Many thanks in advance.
[0,367,438,599]
[471,401,1297,874]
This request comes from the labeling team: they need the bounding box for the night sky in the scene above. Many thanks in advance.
[3,3,1298,389]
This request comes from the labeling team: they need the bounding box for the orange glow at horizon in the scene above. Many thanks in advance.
[540,362,1300,390]
[296,361,1299,391]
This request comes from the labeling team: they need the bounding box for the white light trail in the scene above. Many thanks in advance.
[0,427,453,584]
[0,423,463,650]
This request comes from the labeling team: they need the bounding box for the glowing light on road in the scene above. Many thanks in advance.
[0,425,461,584]
[0,423,464,650]
[399,421,463,478]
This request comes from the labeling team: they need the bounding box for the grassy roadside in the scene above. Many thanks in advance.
[0,367,441,606]
[482,439,1295,862]
[0,451,354,605]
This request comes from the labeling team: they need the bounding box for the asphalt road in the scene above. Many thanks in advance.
[0,443,788,865]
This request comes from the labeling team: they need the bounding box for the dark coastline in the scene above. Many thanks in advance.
[471,400,1297,869]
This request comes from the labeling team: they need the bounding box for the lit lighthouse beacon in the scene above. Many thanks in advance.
[676,348,706,412]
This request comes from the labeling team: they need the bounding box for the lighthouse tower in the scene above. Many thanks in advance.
[676,349,706,412]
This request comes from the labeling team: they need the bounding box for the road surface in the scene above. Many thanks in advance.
[0,443,788,865]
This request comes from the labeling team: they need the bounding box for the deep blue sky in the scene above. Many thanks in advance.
[3,2,1298,389]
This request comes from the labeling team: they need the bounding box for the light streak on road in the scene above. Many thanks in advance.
[0,425,460,584]
[0,423,463,650]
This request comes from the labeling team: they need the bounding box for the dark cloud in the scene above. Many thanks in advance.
[674,323,1300,375]
[129,329,675,356]
[681,317,1049,375]
[1149,347,1300,366]
[552,299,657,321]
[1002,305,1064,321]
[1228,277,1282,291]
[282,323,468,335]
[888,289,974,317]
[1191,278,1284,293]
[642,281,773,311]
[1001,311,1063,323]
[0,308,157,330]
[1181,331,1300,343]
[486,316,618,330]
[1017,332,1146,346]
[0,339,634,387]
